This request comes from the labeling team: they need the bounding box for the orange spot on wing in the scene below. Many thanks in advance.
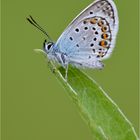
[90,18,97,24]
[99,40,108,48]
[102,34,108,39]
[101,26,107,32]
[98,20,104,26]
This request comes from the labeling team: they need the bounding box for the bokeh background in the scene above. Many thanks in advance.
[2,0,139,140]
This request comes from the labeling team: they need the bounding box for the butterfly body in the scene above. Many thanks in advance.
[45,43,104,69]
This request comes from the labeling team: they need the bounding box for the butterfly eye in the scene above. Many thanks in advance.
[43,42,53,52]
[47,43,53,50]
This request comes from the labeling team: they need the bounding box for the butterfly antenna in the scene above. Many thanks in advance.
[26,15,52,41]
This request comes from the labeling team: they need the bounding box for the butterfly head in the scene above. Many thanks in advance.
[26,16,54,54]
[43,39,54,54]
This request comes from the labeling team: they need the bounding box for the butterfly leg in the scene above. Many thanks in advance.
[65,64,69,81]
[48,60,57,73]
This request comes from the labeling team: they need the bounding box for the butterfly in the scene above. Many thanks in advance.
[27,0,119,80]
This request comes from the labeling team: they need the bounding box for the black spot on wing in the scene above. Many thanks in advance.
[69,37,73,41]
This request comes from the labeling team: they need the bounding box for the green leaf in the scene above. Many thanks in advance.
[34,49,139,140]
[48,61,139,140]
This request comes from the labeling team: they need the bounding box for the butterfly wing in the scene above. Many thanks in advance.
[55,0,119,68]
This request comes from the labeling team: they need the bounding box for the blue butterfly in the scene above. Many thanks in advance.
[27,0,119,80]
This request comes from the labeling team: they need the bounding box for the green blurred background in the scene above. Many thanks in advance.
[1,0,139,139]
